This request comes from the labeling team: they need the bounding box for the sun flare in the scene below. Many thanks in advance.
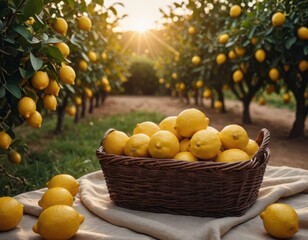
[134,22,151,33]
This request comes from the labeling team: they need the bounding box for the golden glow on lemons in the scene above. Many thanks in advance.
[0,197,23,231]
[203,89,212,99]
[219,124,249,150]
[230,5,241,18]
[38,187,74,210]
[44,79,60,96]
[88,51,97,62]
[32,205,84,240]
[133,121,160,137]
[255,49,266,63]
[59,65,76,85]
[9,150,21,164]
[188,26,196,35]
[43,94,57,111]
[282,92,291,103]
[52,17,68,36]
[159,116,182,140]
[103,130,129,155]
[55,42,70,58]
[216,53,227,65]
[233,69,244,83]
[0,131,12,150]
[84,87,93,98]
[218,33,229,44]
[47,174,80,197]
[195,80,203,88]
[173,151,198,162]
[175,108,208,138]
[124,133,150,157]
[272,12,285,26]
[297,26,308,40]
[192,55,201,65]
[148,130,180,159]
[250,37,258,45]
[260,203,299,239]
[18,96,36,118]
[216,149,250,162]
[77,16,92,31]
[269,68,280,81]
[27,111,42,128]
[244,139,259,158]
[31,71,49,90]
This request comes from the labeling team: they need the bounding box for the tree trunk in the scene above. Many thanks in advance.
[95,93,100,108]
[194,89,199,105]
[242,98,252,124]
[89,97,94,114]
[55,94,68,134]
[216,87,226,113]
[288,97,307,138]
[81,95,86,118]
[74,106,80,124]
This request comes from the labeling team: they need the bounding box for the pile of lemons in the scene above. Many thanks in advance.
[103,108,259,163]
[0,174,84,240]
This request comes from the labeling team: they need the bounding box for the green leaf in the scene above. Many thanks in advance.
[6,83,21,99]
[42,45,67,63]
[0,86,5,98]
[19,67,34,79]
[109,6,117,16]
[12,25,33,42]
[285,37,297,50]
[66,0,75,9]
[30,52,43,71]
[23,0,44,19]
[304,45,308,55]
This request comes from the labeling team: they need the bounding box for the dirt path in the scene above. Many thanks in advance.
[94,95,308,170]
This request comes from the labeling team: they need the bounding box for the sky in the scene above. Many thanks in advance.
[104,0,180,31]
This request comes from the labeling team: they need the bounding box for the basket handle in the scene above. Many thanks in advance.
[254,128,270,159]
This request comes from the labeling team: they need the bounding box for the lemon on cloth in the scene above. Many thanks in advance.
[175,108,209,138]
[124,133,150,157]
[216,149,250,163]
[47,174,80,197]
[173,151,198,162]
[103,130,129,155]
[159,116,182,140]
[38,187,74,210]
[189,128,221,160]
[219,124,249,150]
[0,197,23,231]
[260,203,299,239]
[33,205,84,240]
[148,130,179,159]
[133,121,160,137]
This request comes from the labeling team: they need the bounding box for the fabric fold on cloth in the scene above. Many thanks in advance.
[0,165,307,240]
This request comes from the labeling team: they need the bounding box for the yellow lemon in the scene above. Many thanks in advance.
[298,60,308,72]
[47,174,80,197]
[190,128,221,160]
[173,151,198,162]
[44,79,60,96]
[101,77,109,86]
[233,69,244,83]
[66,106,76,116]
[188,26,196,35]
[235,46,246,56]
[103,130,129,155]
[104,85,111,93]
[244,139,259,158]
[0,197,23,231]
[38,187,74,210]
[228,50,237,59]
[214,100,223,110]
[43,94,57,111]
[55,42,70,58]
[75,96,82,106]
[283,92,291,103]
[175,108,209,138]
[297,26,308,40]
[195,80,203,88]
[18,96,36,118]
[260,203,299,239]
[26,111,42,128]
[31,71,49,90]
[124,133,150,157]
[52,17,68,36]
[255,49,266,63]
[78,60,88,72]
[219,124,249,150]
[283,64,290,72]
[179,138,190,152]
[0,131,12,150]
[84,87,93,98]
[272,12,285,26]
[250,37,258,45]
[9,150,21,164]
[148,130,179,159]
[59,65,76,85]
[172,72,177,79]
[203,89,212,99]
[88,51,97,62]
[216,149,250,162]
[32,205,84,240]
[159,116,182,140]
[192,55,201,65]
[77,16,92,31]
[230,5,241,18]
[218,33,229,44]
[101,52,108,60]
[259,96,267,105]
[26,16,35,25]
[269,67,280,81]
[133,121,160,137]
[216,53,227,65]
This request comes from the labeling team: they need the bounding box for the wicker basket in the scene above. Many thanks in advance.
[96,128,270,217]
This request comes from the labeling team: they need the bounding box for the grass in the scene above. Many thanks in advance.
[0,111,164,197]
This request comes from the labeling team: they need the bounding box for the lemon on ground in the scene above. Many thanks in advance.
[260,203,299,239]
[47,174,80,197]
[59,65,76,85]
[0,197,23,231]
[55,42,70,58]
[66,106,76,116]
[175,108,209,138]
[0,131,12,150]
[255,49,266,63]
[88,51,97,62]
[38,187,74,210]
[103,130,129,155]
[133,121,160,137]
[188,26,196,35]
[124,133,150,157]
[78,60,88,72]
[298,60,308,72]
[218,33,229,44]
[269,67,280,81]
[18,96,36,118]
[32,205,84,240]
[52,17,68,36]
[203,89,212,99]
[77,16,92,31]
[232,69,244,83]
[31,71,49,90]
[191,55,201,65]
[216,53,226,65]
[179,138,190,152]
[216,149,250,162]
[44,79,60,96]
[190,128,221,160]
[27,111,42,128]
[230,5,241,18]
[173,151,198,162]
[159,116,182,140]
[9,150,21,164]
[283,92,291,103]
[244,139,259,158]
[235,46,246,56]
[148,130,180,159]
[43,94,57,111]
[219,124,249,150]
[228,50,237,59]
[297,26,308,40]
[272,12,285,26]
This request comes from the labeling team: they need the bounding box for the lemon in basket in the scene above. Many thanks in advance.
[173,151,198,162]
[103,130,129,155]
[260,203,299,239]
[179,138,191,152]
[219,124,249,150]
[124,133,150,157]
[38,187,74,210]
[47,174,80,197]
[189,128,221,160]
[148,130,179,159]
[216,149,250,163]
[244,139,259,158]
[159,116,182,140]
[0,197,23,231]
[133,121,160,137]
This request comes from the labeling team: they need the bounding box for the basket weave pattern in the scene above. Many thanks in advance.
[96,128,270,217]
